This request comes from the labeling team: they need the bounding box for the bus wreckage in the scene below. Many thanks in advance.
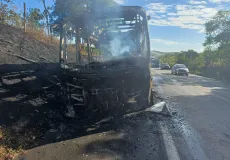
[56,6,153,116]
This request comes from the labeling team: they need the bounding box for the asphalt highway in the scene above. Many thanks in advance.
[152,68,230,160]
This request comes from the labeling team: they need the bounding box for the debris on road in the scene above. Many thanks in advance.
[124,101,172,118]
[153,76,163,86]
[145,102,172,117]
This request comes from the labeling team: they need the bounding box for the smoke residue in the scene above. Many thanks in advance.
[109,31,136,57]
[93,5,138,58]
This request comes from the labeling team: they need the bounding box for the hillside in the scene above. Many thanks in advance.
[0,24,59,64]
[151,50,178,57]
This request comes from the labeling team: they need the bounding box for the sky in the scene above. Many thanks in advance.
[14,0,230,52]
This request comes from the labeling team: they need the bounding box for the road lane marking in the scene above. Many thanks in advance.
[152,78,180,160]
[177,121,208,160]
[159,122,180,160]
[211,92,230,103]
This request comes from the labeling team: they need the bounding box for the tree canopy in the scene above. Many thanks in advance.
[28,8,43,26]
[52,0,116,27]
[204,11,230,47]
[0,0,19,25]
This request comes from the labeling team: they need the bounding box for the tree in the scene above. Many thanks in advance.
[216,43,230,67]
[28,8,43,27]
[204,10,230,67]
[175,50,198,67]
[51,0,116,30]
[0,0,14,24]
[204,10,230,47]
[50,0,116,45]
[7,9,20,26]
[159,54,177,67]
[40,0,51,35]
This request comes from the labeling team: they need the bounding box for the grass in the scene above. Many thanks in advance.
[0,127,26,160]
[26,24,59,46]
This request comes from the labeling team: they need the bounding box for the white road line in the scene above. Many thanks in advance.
[179,122,208,160]
[211,92,230,103]
[159,122,180,160]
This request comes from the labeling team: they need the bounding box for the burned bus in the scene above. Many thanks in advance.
[58,6,153,114]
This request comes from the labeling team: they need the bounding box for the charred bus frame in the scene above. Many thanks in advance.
[57,6,153,113]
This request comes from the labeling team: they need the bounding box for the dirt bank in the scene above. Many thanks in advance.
[0,24,59,64]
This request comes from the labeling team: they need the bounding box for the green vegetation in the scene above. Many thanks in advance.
[159,10,230,81]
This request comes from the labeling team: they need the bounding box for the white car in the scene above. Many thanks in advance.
[171,64,189,76]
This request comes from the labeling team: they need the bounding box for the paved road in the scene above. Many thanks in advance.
[152,68,230,160]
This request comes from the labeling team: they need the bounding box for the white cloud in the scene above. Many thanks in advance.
[176,6,217,18]
[149,18,204,31]
[148,19,171,26]
[113,0,125,4]
[209,0,230,3]
[147,3,218,32]
[151,39,179,45]
[146,3,172,13]
[146,10,156,16]
[167,12,177,16]
[169,16,204,24]
[189,0,207,4]
[176,4,206,11]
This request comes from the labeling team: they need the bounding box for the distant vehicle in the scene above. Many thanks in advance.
[151,58,160,68]
[160,63,170,70]
[171,64,189,76]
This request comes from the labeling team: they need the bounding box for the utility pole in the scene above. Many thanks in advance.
[63,30,67,62]
[75,28,81,65]
[59,24,64,63]
[85,0,91,63]
[50,25,53,42]
[41,0,50,35]
[23,2,26,32]
[87,38,91,63]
